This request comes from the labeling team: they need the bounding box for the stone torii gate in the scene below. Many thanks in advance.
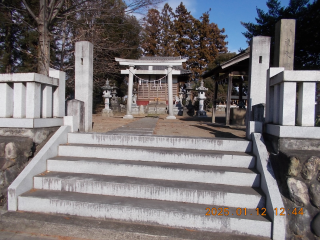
[115,57,187,119]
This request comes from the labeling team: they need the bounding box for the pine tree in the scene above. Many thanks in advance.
[241,0,319,69]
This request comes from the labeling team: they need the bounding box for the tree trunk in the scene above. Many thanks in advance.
[38,0,50,76]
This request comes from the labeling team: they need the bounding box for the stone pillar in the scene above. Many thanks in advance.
[41,85,53,118]
[67,99,85,132]
[246,36,271,139]
[297,82,316,126]
[13,83,26,118]
[50,68,66,118]
[0,83,13,118]
[273,84,280,124]
[123,65,134,119]
[166,65,176,119]
[26,82,41,118]
[274,19,296,70]
[279,82,296,126]
[75,41,93,132]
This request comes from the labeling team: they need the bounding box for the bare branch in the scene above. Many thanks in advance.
[21,0,38,23]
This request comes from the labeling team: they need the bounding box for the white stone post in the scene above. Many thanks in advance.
[273,84,280,124]
[13,83,26,118]
[297,82,316,126]
[0,83,13,118]
[75,41,93,132]
[50,69,66,117]
[246,36,271,139]
[123,65,134,119]
[42,85,53,118]
[279,82,296,126]
[26,82,41,118]
[166,65,176,119]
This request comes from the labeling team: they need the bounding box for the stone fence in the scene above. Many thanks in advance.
[0,69,65,128]
[265,68,320,139]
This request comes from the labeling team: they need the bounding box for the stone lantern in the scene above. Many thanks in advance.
[196,80,208,117]
[185,82,192,103]
[101,79,113,117]
[111,84,118,98]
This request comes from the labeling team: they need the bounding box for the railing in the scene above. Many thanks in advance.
[0,69,65,128]
[266,68,320,127]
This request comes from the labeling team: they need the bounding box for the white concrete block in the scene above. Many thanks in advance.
[297,82,316,126]
[266,124,320,139]
[252,133,286,240]
[75,41,93,132]
[50,69,66,118]
[8,126,70,211]
[246,121,263,140]
[33,118,63,128]
[26,82,41,118]
[0,73,58,86]
[0,83,13,117]
[273,84,280,124]
[13,83,26,118]
[271,70,320,86]
[41,85,53,118]
[64,116,78,132]
[279,82,296,126]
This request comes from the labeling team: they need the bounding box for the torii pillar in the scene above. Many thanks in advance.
[123,65,134,119]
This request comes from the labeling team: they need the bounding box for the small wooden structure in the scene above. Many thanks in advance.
[202,49,250,125]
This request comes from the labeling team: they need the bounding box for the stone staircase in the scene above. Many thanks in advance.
[17,133,272,238]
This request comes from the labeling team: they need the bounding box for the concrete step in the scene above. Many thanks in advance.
[58,144,256,168]
[34,172,265,208]
[47,157,260,187]
[18,190,272,238]
[67,133,252,153]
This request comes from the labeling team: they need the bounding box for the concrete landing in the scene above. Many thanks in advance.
[106,117,158,135]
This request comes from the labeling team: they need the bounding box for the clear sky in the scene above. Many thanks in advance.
[153,0,291,53]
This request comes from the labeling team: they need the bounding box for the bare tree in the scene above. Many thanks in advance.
[21,0,163,76]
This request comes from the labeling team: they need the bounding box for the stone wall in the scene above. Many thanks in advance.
[269,149,320,239]
[0,127,58,207]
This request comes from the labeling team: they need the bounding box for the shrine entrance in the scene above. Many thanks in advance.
[115,56,191,119]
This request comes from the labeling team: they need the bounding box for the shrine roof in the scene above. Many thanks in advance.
[202,48,250,79]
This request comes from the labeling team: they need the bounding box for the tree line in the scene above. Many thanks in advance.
[140,3,228,80]
[241,0,320,70]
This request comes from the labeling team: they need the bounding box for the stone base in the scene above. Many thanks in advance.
[196,110,207,117]
[131,106,139,115]
[246,121,263,140]
[0,118,63,128]
[166,115,176,120]
[102,109,113,117]
[123,114,134,119]
[146,104,167,115]
[266,124,320,139]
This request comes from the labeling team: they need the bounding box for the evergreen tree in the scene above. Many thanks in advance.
[173,3,195,67]
[158,3,176,56]
[141,8,161,56]
[241,0,319,69]
[192,12,228,79]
